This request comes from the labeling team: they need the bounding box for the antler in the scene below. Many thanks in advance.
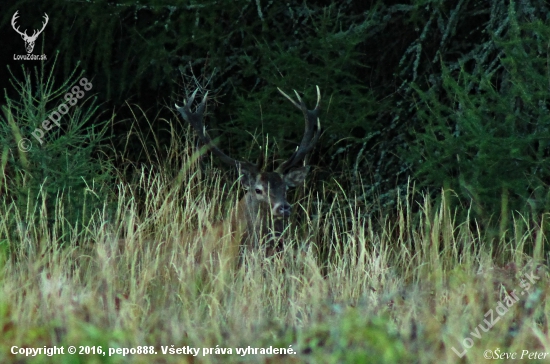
[275,85,321,174]
[11,11,26,37]
[175,89,258,173]
[33,13,49,39]
[11,11,49,39]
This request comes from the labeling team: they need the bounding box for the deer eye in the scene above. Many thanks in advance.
[255,188,263,195]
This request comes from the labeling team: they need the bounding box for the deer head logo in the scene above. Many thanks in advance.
[11,11,49,54]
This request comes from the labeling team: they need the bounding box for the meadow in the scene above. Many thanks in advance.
[1,112,549,363]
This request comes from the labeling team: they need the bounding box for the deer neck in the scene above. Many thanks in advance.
[232,192,270,249]
[232,192,286,253]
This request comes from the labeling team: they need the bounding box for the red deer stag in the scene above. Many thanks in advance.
[175,86,321,263]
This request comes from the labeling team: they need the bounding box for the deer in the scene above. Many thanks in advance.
[175,86,321,267]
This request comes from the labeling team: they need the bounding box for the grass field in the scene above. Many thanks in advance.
[1,123,549,364]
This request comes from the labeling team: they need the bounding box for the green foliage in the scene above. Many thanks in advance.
[406,3,550,234]
[228,4,382,165]
[300,309,409,363]
[3,0,384,182]
[0,54,112,246]
[6,0,550,241]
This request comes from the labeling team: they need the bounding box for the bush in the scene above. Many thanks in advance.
[406,4,550,240]
[0,54,113,247]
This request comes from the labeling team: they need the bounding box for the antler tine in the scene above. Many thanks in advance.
[11,11,26,36]
[38,13,49,33]
[31,13,49,37]
[277,88,301,109]
[175,89,257,172]
[275,86,321,174]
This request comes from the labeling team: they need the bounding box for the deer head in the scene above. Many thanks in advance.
[11,11,49,54]
[175,86,321,253]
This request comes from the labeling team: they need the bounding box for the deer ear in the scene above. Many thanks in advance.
[284,166,309,187]
[239,169,255,189]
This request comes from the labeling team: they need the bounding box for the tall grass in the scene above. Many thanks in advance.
[1,105,548,364]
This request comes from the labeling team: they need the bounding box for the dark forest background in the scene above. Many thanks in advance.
[2,0,550,249]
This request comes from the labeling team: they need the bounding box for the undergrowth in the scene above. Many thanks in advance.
[0,105,548,363]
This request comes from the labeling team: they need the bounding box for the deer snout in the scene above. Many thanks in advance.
[274,203,292,217]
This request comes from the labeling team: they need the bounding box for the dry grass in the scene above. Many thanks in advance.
[1,121,549,364]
